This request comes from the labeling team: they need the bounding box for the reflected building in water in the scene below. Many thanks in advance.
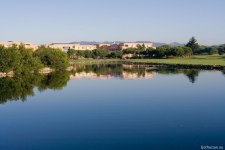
[70,71,155,80]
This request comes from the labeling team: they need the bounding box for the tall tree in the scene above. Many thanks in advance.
[136,44,146,51]
[182,47,193,57]
[92,49,109,58]
[17,44,43,73]
[0,45,21,73]
[209,47,218,55]
[34,46,70,70]
[185,37,199,53]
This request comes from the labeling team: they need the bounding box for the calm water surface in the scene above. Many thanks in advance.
[0,64,225,150]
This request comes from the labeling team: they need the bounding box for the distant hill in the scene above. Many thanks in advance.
[169,42,185,46]
[70,41,125,45]
[70,41,186,47]
[70,41,98,45]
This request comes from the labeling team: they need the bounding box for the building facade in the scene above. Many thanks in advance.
[0,41,38,50]
[1,41,155,52]
[119,42,155,50]
[48,43,96,51]
[96,42,155,51]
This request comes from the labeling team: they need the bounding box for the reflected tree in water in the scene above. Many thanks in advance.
[73,64,201,83]
[37,71,70,91]
[156,68,200,83]
[0,74,43,104]
[0,64,213,104]
[183,70,200,83]
[222,71,225,76]
[0,71,70,104]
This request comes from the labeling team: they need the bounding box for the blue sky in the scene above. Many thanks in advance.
[0,0,224,45]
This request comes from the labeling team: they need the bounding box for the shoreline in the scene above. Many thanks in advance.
[70,57,225,70]
[1,58,225,78]
[121,61,225,70]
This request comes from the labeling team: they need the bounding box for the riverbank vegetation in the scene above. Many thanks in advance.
[1,37,225,74]
[70,55,225,66]
[68,37,224,58]
[68,37,225,67]
[34,45,70,70]
[0,44,43,74]
[67,45,193,59]
[0,44,70,74]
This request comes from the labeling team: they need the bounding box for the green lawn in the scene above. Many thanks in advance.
[70,55,225,66]
[70,58,119,64]
[127,55,225,66]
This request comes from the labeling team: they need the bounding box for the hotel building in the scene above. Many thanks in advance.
[96,42,156,51]
[1,41,155,51]
[48,43,96,51]
[0,41,38,50]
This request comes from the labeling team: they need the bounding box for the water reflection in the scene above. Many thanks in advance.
[0,64,222,104]
[0,71,70,104]
[156,67,200,83]
[70,64,200,83]
[70,64,155,80]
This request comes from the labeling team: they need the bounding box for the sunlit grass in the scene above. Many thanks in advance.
[70,58,119,64]
[69,55,225,66]
[128,55,225,66]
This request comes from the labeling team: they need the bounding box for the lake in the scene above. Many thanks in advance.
[0,64,225,150]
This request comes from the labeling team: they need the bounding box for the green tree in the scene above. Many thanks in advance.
[34,46,70,70]
[92,49,109,59]
[0,45,21,72]
[209,47,218,55]
[17,44,43,73]
[169,46,184,57]
[146,47,157,57]
[136,44,146,51]
[0,44,43,73]
[76,50,85,58]
[84,50,93,58]
[67,49,77,58]
[182,47,193,57]
[110,51,122,58]
[185,37,199,53]
[156,46,168,57]
[123,48,136,54]
[219,45,225,55]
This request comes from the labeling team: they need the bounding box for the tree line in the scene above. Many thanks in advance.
[67,37,225,59]
[67,45,193,59]
[0,44,70,73]
[185,37,225,55]
[194,45,225,55]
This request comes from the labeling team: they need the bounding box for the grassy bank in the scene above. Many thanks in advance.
[70,55,225,66]
[127,55,225,66]
[70,58,119,64]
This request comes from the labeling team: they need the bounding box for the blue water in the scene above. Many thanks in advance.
[0,70,225,150]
